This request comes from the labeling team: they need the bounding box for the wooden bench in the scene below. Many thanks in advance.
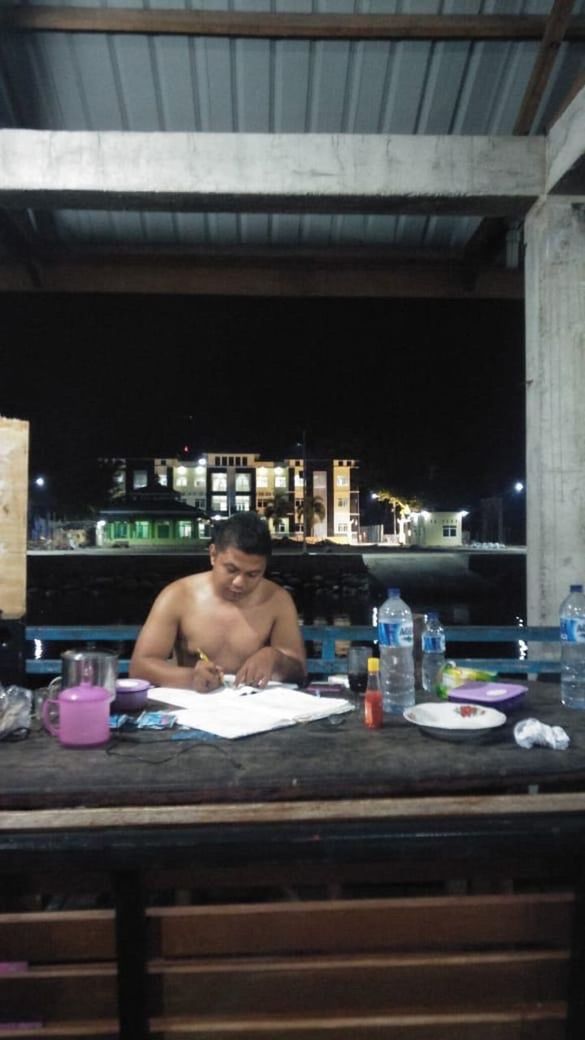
[22,623,562,678]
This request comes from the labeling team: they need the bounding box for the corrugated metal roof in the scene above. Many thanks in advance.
[0,0,584,276]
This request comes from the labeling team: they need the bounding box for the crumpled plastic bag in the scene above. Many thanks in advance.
[514,717,570,750]
[0,684,32,741]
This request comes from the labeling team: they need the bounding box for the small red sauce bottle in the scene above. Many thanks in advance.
[364,657,383,729]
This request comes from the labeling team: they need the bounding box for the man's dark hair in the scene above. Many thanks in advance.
[212,511,272,558]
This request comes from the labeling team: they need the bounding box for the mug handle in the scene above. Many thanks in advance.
[42,696,60,736]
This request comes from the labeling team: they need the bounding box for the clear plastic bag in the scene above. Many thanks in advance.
[0,684,32,741]
[514,717,570,750]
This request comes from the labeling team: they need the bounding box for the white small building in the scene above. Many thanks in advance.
[402,510,468,548]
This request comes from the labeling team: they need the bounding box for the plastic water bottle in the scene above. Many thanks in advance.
[560,583,585,709]
[421,611,446,696]
[378,588,415,716]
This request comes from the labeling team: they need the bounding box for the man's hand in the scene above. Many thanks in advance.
[192,658,224,693]
[235,648,279,688]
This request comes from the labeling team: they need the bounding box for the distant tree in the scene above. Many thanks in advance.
[373,488,422,518]
[263,493,292,532]
[52,458,122,517]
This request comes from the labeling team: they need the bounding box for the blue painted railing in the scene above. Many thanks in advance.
[25,624,561,677]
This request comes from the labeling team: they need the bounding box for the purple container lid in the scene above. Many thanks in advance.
[116,679,150,694]
[448,681,527,709]
[60,682,111,703]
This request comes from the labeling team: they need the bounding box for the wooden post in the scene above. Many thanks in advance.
[0,416,29,619]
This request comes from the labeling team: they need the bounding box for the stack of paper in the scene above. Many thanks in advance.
[147,684,353,739]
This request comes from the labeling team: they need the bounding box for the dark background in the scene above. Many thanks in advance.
[2,292,525,512]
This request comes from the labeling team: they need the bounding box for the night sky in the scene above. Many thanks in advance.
[2,292,525,511]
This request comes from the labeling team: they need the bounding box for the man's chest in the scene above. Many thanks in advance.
[179,602,274,661]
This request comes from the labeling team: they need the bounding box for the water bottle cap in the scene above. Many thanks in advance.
[427,611,438,620]
[570,584,583,593]
[367,657,380,672]
[388,587,400,597]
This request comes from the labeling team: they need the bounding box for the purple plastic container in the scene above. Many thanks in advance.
[448,681,527,713]
[114,678,151,712]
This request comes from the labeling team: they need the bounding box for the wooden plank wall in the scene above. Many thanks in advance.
[0,889,573,1039]
[0,416,29,619]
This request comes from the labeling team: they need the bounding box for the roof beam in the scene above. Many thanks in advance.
[0,255,523,300]
[0,131,545,218]
[2,6,585,42]
[547,80,585,194]
[514,0,579,135]
[465,0,578,268]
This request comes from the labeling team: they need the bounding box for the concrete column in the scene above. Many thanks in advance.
[524,198,585,625]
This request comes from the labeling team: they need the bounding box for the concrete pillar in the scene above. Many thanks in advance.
[524,198,585,625]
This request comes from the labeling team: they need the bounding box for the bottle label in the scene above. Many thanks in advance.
[422,633,446,653]
[560,617,585,643]
[378,621,414,648]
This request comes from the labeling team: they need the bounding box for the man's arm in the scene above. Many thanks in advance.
[234,589,307,687]
[129,585,223,692]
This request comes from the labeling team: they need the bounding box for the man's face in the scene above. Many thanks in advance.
[209,544,267,602]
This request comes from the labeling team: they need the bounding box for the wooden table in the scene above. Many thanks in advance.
[2,681,585,1039]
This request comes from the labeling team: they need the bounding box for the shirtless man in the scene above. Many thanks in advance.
[129,511,306,692]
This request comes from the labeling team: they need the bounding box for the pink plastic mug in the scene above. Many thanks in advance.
[42,681,111,748]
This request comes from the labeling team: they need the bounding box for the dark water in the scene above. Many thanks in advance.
[25,549,526,673]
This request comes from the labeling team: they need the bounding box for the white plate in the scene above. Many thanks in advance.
[403,701,507,740]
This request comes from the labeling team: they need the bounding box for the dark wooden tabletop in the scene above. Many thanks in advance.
[2,681,585,811]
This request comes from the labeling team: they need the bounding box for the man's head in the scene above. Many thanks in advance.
[209,512,271,602]
[212,512,272,558]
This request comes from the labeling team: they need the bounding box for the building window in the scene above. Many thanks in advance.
[214,456,220,465]
[229,456,234,466]
[133,521,149,539]
[442,525,457,537]
[158,473,168,486]
[337,497,349,508]
[178,521,192,538]
[294,473,304,487]
[235,495,250,511]
[336,475,349,487]
[275,475,287,489]
[337,522,348,533]
[212,495,227,513]
[175,476,187,488]
[242,456,248,466]
[157,523,171,539]
[212,473,227,492]
[235,473,251,492]
[132,470,147,490]
[257,468,269,489]
[235,457,241,466]
[221,456,227,465]
[113,522,127,538]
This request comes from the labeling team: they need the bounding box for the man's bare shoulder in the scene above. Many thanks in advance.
[262,578,298,610]
[155,572,209,607]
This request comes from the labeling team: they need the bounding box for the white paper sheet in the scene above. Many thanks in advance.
[147,685,354,739]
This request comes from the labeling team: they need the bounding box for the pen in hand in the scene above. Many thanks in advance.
[195,648,224,692]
